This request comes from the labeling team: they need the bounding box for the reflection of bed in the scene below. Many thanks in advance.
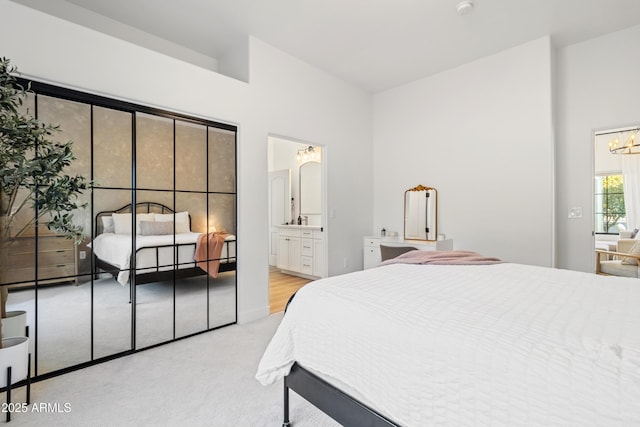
[92,203,236,286]
[256,258,640,426]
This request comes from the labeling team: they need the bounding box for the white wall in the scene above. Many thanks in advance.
[373,37,555,267]
[0,0,373,322]
[594,134,622,174]
[555,24,640,272]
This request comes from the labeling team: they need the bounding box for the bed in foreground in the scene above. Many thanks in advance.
[256,254,640,426]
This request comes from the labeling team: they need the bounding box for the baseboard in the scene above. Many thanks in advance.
[238,305,270,324]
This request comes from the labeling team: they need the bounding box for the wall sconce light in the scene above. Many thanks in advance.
[296,146,318,164]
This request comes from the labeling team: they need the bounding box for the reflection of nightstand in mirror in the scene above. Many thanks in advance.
[6,225,78,289]
[363,236,453,269]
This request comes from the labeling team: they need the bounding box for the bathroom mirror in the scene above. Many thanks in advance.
[299,161,321,215]
[404,185,437,241]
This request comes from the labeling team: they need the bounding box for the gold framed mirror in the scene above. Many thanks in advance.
[404,185,437,241]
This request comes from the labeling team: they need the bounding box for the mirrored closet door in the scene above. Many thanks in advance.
[2,79,237,379]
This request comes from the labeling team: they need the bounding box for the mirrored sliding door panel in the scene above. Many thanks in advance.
[9,78,237,380]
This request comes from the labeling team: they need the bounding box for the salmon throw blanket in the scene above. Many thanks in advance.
[380,250,502,266]
[195,232,230,278]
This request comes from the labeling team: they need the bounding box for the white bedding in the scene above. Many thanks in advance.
[256,263,640,426]
[91,232,236,285]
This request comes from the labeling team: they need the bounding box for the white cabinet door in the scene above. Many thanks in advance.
[313,239,325,277]
[287,236,301,272]
[277,236,290,270]
[278,236,301,271]
[363,237,381,269]
[364,246,381,269]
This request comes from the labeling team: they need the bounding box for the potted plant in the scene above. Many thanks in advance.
[0,57,90,347]
[0,310,26,339]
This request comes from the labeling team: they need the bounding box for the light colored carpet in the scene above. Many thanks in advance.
[7,272,236,376]
[5,312,340,426]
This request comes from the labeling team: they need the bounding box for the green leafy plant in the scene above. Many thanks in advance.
[0,58,90,339]
[598,175,625,233]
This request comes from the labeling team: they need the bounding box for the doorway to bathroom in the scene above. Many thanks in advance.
[267,135,326,312]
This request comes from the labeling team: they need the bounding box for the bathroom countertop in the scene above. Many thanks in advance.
[276,224,322,229]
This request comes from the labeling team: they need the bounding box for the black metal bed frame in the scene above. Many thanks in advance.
[93,202,236,285]
[281,294,399,427]
[283,363,399,427]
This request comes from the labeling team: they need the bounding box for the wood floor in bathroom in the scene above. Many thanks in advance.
[269,267,312,314]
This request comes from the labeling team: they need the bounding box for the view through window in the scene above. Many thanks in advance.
[594,173,625,234]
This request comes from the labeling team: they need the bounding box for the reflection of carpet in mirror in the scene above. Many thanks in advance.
[136,272,237,348]
[5,272,236,377]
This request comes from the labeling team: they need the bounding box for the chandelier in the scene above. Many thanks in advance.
[296,146,318,163]
[608,127,640,154]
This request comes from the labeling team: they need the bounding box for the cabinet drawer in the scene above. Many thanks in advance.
[364,238,380,248]
[6,264,76,284]
[8,235,73,253]
[300,256,313,274]
[278,228,301,237]
[9,249,74,267]
[301,239,313,256]
[301,229,314,238]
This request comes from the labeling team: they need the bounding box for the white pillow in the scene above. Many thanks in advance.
[112,213,155,235]
[101,216,115,233]
[139,220,174,236]
[155,211,190,233]
[621,240,640,265]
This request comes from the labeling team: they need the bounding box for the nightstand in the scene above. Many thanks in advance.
[5,225,78,289]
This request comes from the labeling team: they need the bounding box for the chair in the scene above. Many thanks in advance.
[380,245,418,262]
[595,239,640,277]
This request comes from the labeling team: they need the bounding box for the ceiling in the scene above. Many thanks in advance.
[14,0,640,92]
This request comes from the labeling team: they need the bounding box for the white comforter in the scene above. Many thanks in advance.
[256,263,640,426]
[91,232,205,285]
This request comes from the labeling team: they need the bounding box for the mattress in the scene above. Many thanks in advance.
[91,232,236,285]
[256,263,640,426]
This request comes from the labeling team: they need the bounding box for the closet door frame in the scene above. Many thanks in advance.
[10,78,238,381]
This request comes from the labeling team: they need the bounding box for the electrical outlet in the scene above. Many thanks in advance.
[79,250,87,260]
[568,207,583,219]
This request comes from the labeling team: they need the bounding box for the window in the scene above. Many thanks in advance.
[594,174,625,234]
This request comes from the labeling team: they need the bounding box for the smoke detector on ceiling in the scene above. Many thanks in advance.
[456,0,474,15]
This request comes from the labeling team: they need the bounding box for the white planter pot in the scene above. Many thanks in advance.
[0,337,29,387]
[1,311,27,339]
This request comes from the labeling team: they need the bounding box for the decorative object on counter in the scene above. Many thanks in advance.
[381,228,386,237]
[297,215,302,225]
